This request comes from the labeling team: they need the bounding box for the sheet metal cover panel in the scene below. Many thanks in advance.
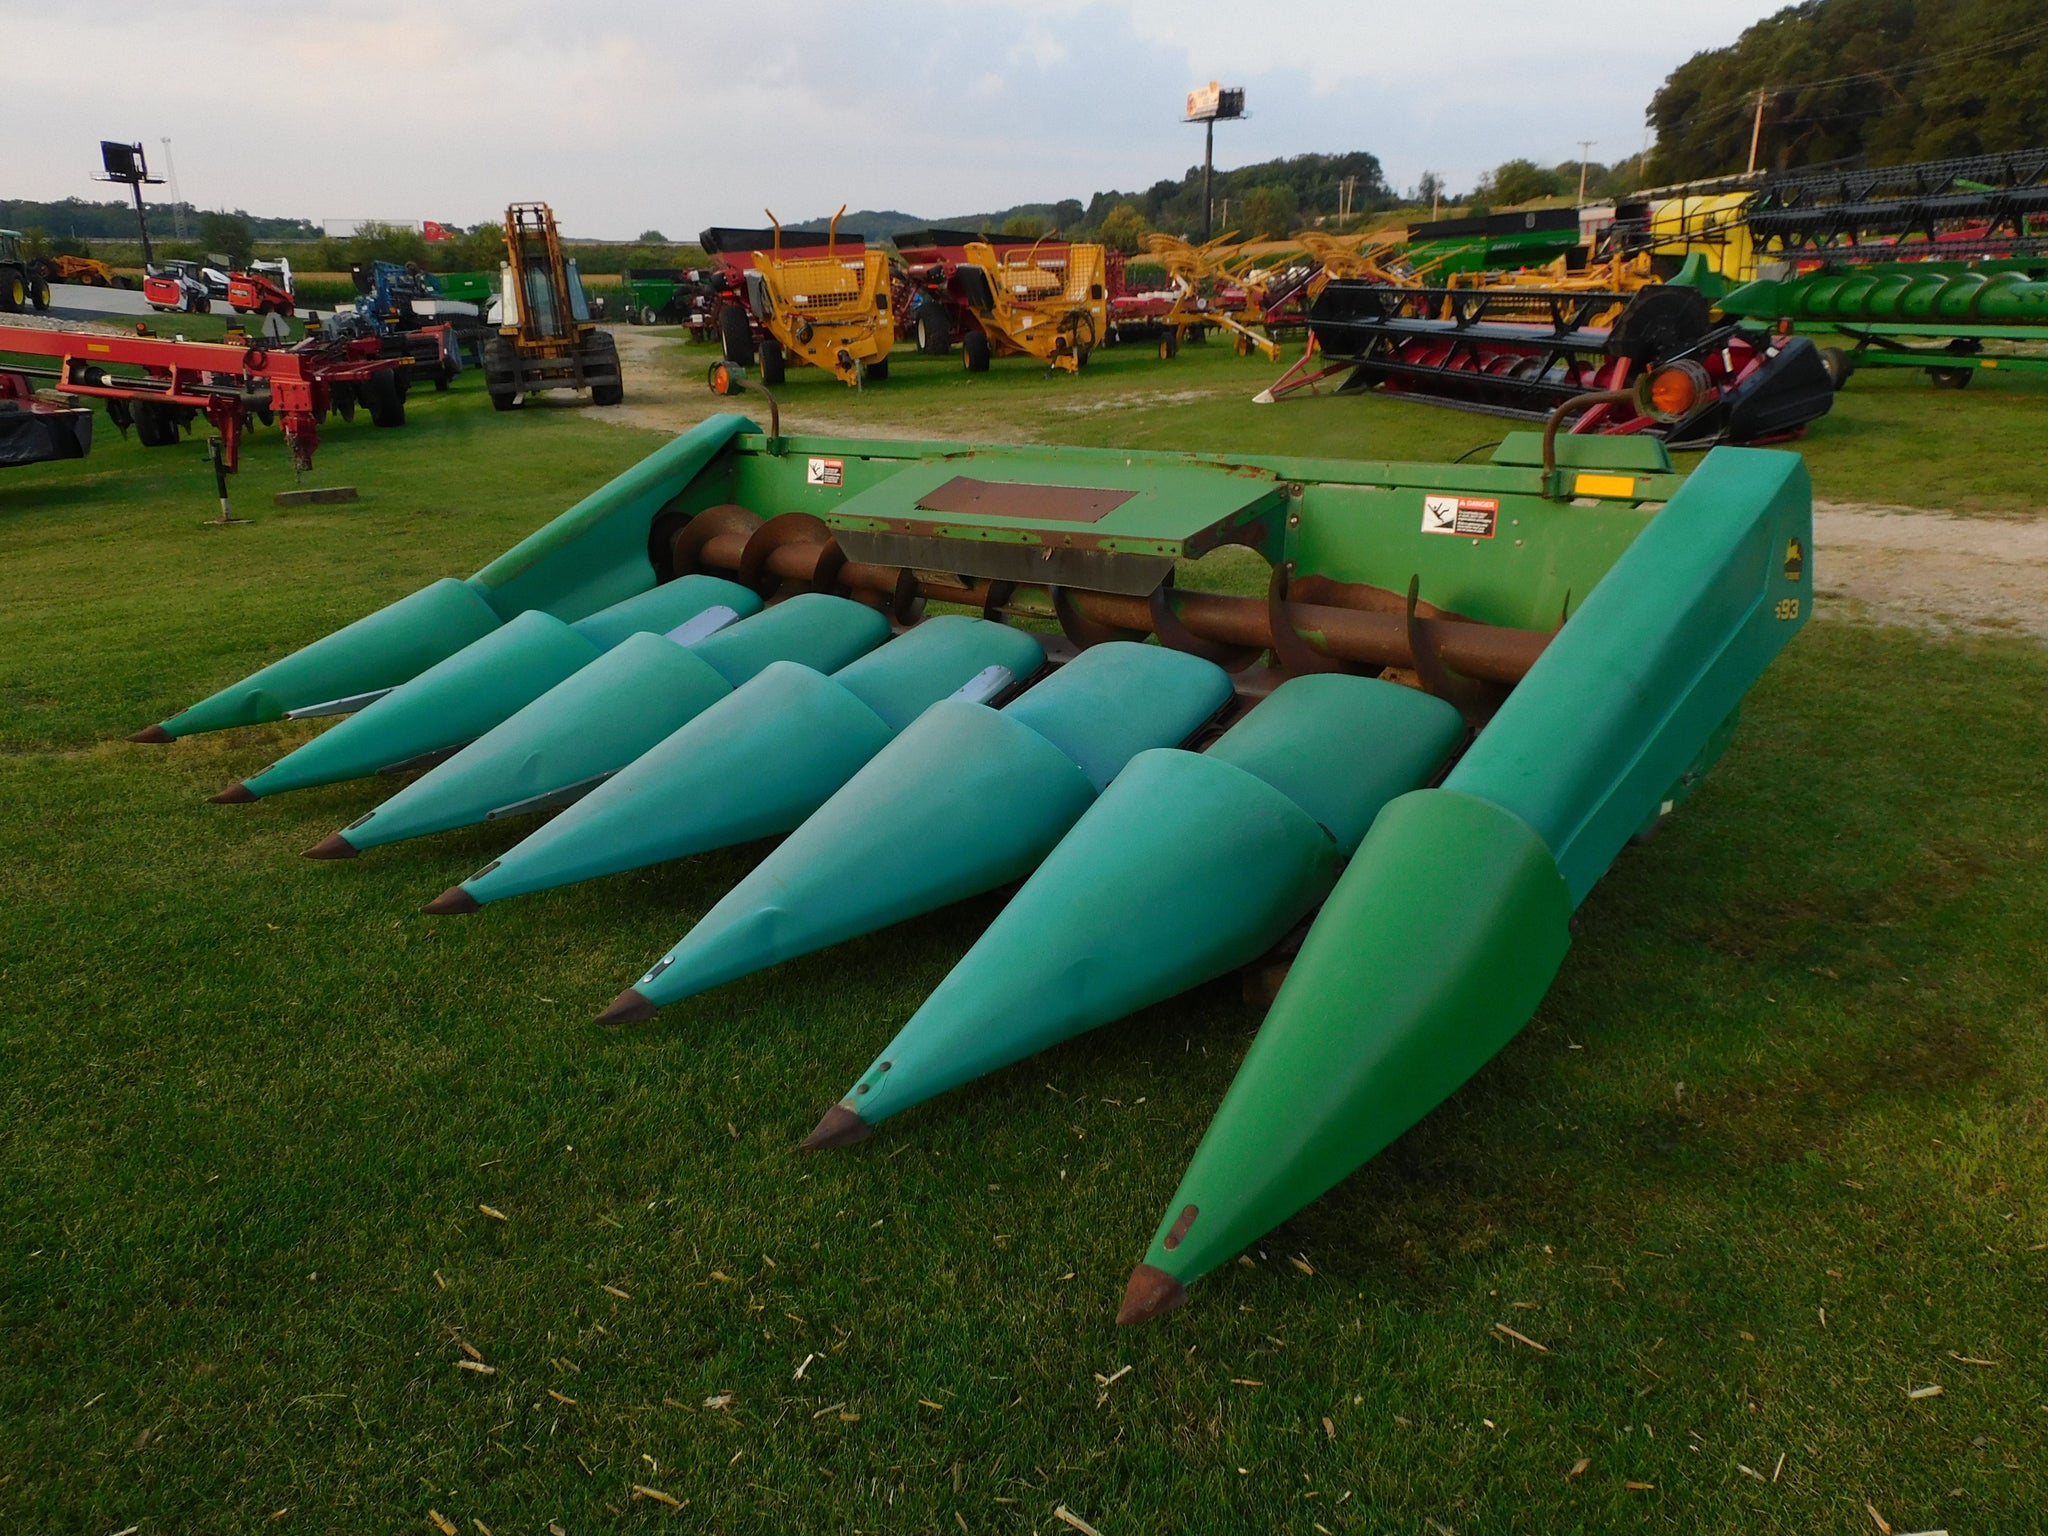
[916,476,1137,525]
[826,452,1283,557]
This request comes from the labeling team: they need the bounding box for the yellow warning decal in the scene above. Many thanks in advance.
[1572,473,1636,498]
[87,343,111,353]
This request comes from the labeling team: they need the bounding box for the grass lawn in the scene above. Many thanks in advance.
[2,362,2043,1534]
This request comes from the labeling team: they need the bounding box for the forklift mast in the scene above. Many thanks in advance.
[500,203,593,350]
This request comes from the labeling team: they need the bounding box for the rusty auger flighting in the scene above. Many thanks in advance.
[132,405,1811,1324]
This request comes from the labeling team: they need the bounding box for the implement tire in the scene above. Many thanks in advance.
[963,328,991,373]
[758,334,786,386]
[359,368,407,428]
[915,303,952,355]
[718,303,756,367]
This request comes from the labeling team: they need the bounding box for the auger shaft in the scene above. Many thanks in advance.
[678,516,1552,684]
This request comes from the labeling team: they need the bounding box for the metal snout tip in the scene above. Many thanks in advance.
[128,723,175,744]
[800,1103,873,1151]
[421,885,482,915]
[1116,1262,1188,1326]
[594,987,659,1025]
[209,781,258,804]
[302,832,359,860]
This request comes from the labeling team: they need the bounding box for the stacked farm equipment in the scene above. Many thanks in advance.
[1260,278,1833,444]
[483,203,624,409]
[136,383,1813,1325]
[1243,231,1409,343]
[1135,232,1277,359]
[1705,150,2048,387]
[896,229,1110,373]
[324,259,481,387]
[1743,149,2048,266]
[701,211,893,387]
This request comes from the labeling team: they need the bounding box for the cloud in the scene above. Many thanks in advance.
[4,0,1790,234]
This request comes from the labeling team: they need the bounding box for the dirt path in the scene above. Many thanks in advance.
[1814,503,2048,641]
[591,330,2045,644]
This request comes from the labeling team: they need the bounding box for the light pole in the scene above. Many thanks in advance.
[1577,141,1597,204]
[161,137,187,239]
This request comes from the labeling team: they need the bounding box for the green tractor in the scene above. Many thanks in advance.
[0,230,53,314]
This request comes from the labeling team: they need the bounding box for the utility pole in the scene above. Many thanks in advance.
[1746,88,1768,174]
[1577,141,1597,203]
[160,137,187,239]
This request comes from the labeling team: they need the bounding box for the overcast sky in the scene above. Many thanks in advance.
[9,1,1790,237]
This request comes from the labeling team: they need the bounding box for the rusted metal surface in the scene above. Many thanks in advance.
[913,476,1140,524]
[668,510,1554,685]
[1266,564,1351,678]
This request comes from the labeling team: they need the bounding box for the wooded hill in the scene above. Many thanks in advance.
[1648,0,2048,182]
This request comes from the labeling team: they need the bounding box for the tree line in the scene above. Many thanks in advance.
[1647,0,2048,182]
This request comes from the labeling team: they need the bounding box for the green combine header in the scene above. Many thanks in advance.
[133,412,1811,1323]
[1722,261,2048,385]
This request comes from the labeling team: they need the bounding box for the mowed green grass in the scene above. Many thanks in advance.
[1,363,2044,1535]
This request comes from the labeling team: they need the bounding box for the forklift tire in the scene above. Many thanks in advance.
[0,271,23,312]
[490,387,521,411]
[916,305,952,355]
[864,358,889,383]
[359,368,406,428]
[29,278,50,313]
[758,335,786,386]
[1158,330,1179,360]
[718,304,756,367]
[963,329,991,373]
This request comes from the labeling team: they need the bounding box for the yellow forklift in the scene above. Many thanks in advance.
[482,203,624,410]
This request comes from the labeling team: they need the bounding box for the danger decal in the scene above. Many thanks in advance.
[1421,495,1498,538]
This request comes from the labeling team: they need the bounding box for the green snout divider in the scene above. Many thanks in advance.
[621,641,1234,1015]
[823,674,1466,1133]
[451,617,1045,909]
[241,576,758,800]
[1127,789,1571,1314]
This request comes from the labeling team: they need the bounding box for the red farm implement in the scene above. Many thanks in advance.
[0,320,414,474]
[1257,282,1835,447]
